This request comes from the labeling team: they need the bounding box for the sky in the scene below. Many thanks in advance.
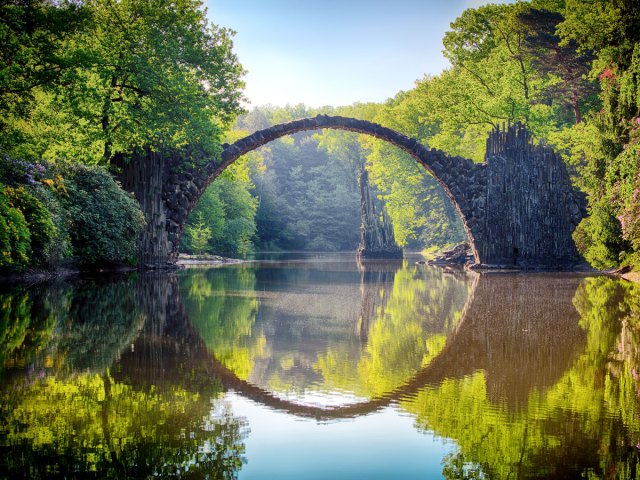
[204,0,515,108]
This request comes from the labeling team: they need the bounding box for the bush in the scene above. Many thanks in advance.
[0,184,31,271]
[60,164,145,266]
[573,199,627,269]
[32,185,72,266]
[3,185,57,267]
[0,155,144,269]
[617,175,640,269]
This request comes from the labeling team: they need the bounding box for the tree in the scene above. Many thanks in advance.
[1,0,245,163]
[442,3,537,128]
[0,0,89,150]
[182,158,258,256]
[551,0,640,268]
[517,7,598,124]
[185,213,213,255]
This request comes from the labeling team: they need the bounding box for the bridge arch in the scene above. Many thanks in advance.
[172,115,485,262]
[150,116,584,268]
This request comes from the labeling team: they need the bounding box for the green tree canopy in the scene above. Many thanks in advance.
[1,0,245,164]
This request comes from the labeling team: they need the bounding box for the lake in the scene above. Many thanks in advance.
[1,253,640,479]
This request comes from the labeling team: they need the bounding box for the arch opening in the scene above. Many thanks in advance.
[177,115,481,262]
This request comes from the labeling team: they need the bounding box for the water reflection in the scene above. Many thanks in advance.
[180,259,472,405]
[1,261,640,478]
[407,275,640,479]
[0,275,248,479]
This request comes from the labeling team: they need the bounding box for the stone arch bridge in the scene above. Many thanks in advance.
[120,115,585,268]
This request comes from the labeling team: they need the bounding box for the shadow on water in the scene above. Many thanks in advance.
[1,261,640,478]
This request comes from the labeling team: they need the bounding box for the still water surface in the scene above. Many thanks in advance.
[1,253,640,479]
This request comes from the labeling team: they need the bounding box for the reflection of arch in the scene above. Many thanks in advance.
[205,273,479,420]
[209,272,585,418]
[116,272,586,421]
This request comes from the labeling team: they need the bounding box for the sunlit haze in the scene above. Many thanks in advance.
[205,0,516,107]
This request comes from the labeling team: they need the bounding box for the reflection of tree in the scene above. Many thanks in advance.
[0,288,37,374]
[56,277,146,373]
[0,373,247,478]
[180,267,262,381]
[0,284,64,379]
[402,275,640,479]
[1,277,146,378]
[0,273,249,479]
[316,264,471,398]
[186,261,472,400]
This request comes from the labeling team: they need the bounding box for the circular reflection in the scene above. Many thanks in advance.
[180,258,473,408]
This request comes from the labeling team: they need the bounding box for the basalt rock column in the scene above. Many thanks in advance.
[356,169,403,259]
[477,123,586,268]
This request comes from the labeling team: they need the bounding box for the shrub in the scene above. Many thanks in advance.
[617,175,640,268]
[32,185,72,266]
[573,199,627,269]
[0,184,31,271]
[60,164,145,266]
[4,185,57,267]
[0,153,46,187]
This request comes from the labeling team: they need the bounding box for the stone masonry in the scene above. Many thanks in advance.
[126,115,585,268]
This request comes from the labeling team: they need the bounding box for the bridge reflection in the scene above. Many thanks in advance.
[112,267,586,420]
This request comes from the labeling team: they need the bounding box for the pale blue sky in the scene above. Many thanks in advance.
[205,0,515,107]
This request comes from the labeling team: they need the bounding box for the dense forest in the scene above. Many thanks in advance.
[1,0,639,270]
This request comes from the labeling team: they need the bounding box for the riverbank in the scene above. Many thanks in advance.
[605,266,640,283]
[0,255,244,284]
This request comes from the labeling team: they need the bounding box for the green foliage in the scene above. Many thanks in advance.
[222,105,363,252]
[517,7,598,124]
[3,185,56,267]
[60,164,145,266]
[1,374,247,479]
[617,174,640,267]
[573,199,627,269]
[0,183,30,270]
[180,266,261,381]
[185,213,213,255]
[548,0,640,269]
[0,0,89,149]
[0,274,248,477]
[182,172,257,256]
[340,0,639,267]
[257,132,360,251]
[0,285,62,385]
[0,154,72,267]
[0,288,31,372]
[357,91,468,249]
[0,0,245,165]
[314,265,469,397]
